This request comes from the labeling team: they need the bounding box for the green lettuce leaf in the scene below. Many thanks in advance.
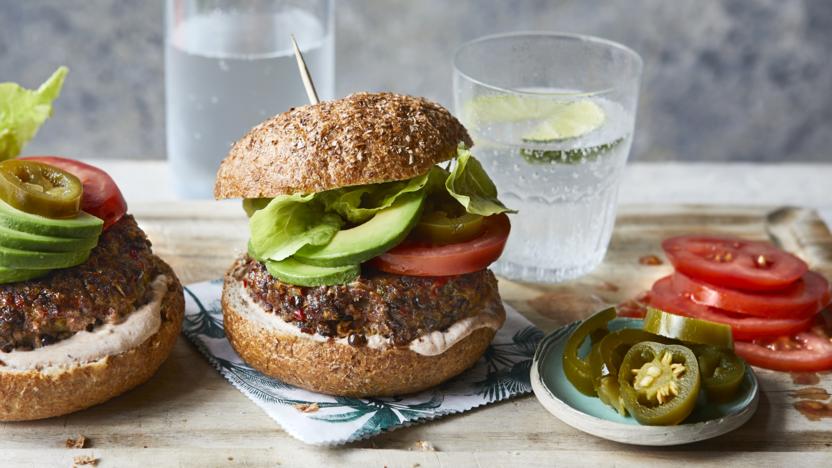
[424,165,451,194]
[249,193,343,262]
[0,66,68,160]
[319,167,447,224]
[246,148,511,267]
[446,146,516,216]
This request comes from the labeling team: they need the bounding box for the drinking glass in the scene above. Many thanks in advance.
[453,32,642,283]
[165,0,335,198]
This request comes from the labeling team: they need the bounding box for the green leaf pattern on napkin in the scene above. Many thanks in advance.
[181,280,540,445]
[473,327,543,401]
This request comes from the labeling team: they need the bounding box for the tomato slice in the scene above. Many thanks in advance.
[662,236,808,291]
[734,315,832,372]
[671,271,830,319]
[370,213,510,276]
[20,156,127,229]
[647,276,815,341]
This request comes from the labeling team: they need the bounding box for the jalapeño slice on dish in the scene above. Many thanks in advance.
[618,341,701,426]
[692,345,746,402]
[0,160,82,218]
[588,328,671,416]
[643,307,734,348]
[596,374,627,416]
[562,307,615,396]
[590,329,671,386]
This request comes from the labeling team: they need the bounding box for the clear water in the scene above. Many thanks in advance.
[469,91,634,283]
[165,9,334,198]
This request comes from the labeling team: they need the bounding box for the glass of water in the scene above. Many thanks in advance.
[165,0,335,198]
[453,32,642,283]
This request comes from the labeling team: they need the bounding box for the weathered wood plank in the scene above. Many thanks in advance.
[7,447,832,468]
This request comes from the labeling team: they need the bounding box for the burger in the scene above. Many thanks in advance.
[0,157,184,421]
[214,92,513,396]
[0,69,183,421]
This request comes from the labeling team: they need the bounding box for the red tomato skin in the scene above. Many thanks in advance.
[20,156,127,229]
[371,214,510,277]
[735,331,832,372]
[671,271,830,319]
[662,235,808,291]
[647,276,815,341]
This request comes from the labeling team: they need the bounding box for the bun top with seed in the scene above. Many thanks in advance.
[213,92,472,199]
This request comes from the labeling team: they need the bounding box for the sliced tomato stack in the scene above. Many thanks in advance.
[645,235,832,372]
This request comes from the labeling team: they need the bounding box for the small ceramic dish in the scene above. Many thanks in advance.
[531,317,759,445]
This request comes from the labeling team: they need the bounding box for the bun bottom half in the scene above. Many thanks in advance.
[0,260,184,421]
[222,277,504,397]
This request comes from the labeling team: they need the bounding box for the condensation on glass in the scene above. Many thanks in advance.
[453,32,642,282]
[165,0,335,198]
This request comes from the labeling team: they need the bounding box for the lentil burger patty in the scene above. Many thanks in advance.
[232,255,502,346]
[0,215,162,351]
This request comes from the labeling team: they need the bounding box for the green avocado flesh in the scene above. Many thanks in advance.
[0,223,100,252]
[294,191,425,267]
[0,245,91,270]
[0,267,49,283]
[0,200,103,238]
[265,258,360,287]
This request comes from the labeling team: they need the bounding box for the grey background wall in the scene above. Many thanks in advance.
[1,0,830,162]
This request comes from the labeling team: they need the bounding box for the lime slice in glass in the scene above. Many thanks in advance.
[463,95,570,124]
[522,100,606,142]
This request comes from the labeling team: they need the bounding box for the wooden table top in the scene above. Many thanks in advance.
[2,201,830,467]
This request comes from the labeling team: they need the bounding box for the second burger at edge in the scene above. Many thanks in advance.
[214,92,514,396]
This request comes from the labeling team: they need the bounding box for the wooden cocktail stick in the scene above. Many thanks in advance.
[290,34,320,105]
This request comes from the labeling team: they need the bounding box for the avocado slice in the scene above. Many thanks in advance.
[265,258,360,287]
[294,191,425,267]
[0,223,99,253]
[0,200,103,238]
[0,245,91,270]
[0,267,49,284]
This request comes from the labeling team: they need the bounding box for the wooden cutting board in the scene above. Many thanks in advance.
[1,203,830,467]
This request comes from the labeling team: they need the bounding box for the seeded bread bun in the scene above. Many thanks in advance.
[221,274,504,397]
[0,261,184,421]
[214,92,472,199]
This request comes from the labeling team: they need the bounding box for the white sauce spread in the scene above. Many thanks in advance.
[0,275,169,372]
[234,281,503,356]
[408,308,504,355]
